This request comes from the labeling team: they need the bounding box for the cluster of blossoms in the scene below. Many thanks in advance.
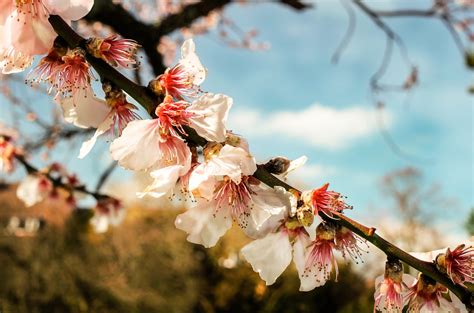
[374,244,473,313]
[13,161,124,233]
[0,5,472,312]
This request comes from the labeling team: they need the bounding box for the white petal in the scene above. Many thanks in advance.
[138,165,183,199]
[44,0,94,21]
[56,87,110,128]
[293,233,319,291]
[175,199,232,248]
[241,231,292,285]
[205,145,257,183]
[179,38,207,85]
[188,163,217,200]
[249,184,290,227]
[187,93,232,142]
[78,113,114,159]
[109,119,162,171]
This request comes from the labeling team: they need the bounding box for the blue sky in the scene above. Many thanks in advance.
[191,1,473,231]
[1,1,472,236]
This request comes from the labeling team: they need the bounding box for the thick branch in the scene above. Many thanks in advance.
[47,15,473,310]
[84,0,166,75]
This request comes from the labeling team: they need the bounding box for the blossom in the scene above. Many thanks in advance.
[0,0,94,58]
[90,197,125,233]
[57,86,139,158]
[53,48,92,96]
[16,174,53,207]
[27,40,66,87]
[175,145,289,247]
[411,243,474,287]
[156,93,232,142]
[334,225,365,263]
[86,35,140,68]
[374,259,415,313]
[110,119,191,171]
[439,244,474,286]
[149,38,206,99]
[405,273,464,313]
[302,222,339,288]
[241,226,312,287]
[301,183,352,216]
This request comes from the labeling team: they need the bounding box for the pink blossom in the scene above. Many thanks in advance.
[110,119,191,171]
[440,244,474,286]
[56,87,139,158]
[156,93,232,142]
[27,44,65,87]
[53,48,92,96]
[150,39,206,99]
[374,259,415,313]
[303,222,338,287]
[302,183,352,216]
[335,225,365,263]
[405,273,463,313]
[175,146,289,246]
[1,0,94,57]
[87,35,140,68]
[411,243,474,287]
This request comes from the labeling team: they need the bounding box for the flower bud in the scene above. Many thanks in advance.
[263,156,290,175]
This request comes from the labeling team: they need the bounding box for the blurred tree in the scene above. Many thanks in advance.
[378,167,448,251]
[0,187,373,313]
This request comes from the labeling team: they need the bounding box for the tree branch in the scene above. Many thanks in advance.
[47,14,473,310]
[15,155,107,200]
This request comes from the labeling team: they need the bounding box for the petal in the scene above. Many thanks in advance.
[5,9,55,56]
[174,199,232,248]
[44,0,95,20]
[241,231,292,285]
[204,145,257,183]
[187,93,232,142]
[179,38,207,85]
[78,113,114,159]
[137,165,183,199]
[0,47,33,74]
[248,184,290,228]
[293,233,319,292]
[109,119,162,171]
[56,87,110,128]
[188,163,217,200]
[402,274,417,288]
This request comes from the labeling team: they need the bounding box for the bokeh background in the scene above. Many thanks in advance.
[0,0,472,312]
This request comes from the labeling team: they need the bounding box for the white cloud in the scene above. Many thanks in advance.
[228,103,393,150]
